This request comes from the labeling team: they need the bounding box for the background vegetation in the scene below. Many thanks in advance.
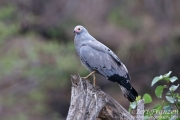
[0,0,180,119]
[129,71,180,119]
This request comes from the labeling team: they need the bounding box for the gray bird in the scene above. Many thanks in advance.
[73,25,138,102]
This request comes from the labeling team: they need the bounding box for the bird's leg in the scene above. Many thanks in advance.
[81,71,96,80]
[93,74,96,86]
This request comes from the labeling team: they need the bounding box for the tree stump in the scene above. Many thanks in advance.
[66,75,144,120]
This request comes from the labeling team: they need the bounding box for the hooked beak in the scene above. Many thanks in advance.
[73,30,76,33]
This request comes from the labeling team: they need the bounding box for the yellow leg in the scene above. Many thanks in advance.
[81,71,96,86]
[93,74,96,86]
[81,71,96,80]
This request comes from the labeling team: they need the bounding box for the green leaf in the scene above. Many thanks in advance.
[155,85,166,98]
[169,76,178,83]
[163,105,172,110]
[166,96,175,103]
[144,111,151,119]
[163,71,172,78]
[164,77,170,82]
[170,115,178,120]
[177,101,180,108]
[143,93,152,104]
[169,84,179,92]
[151,75,163,86]
[166,91,171,96]
[153,104,162,110]
[162,101,170,106]
[136,95,141,101]
[130,101,137,109]
[176,94,180,99]
[128,107,132,113]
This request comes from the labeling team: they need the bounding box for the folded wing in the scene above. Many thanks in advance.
[79,42,129,81]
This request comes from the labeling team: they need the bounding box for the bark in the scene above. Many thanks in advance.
[136,100,144,120]
[66,75,144,120]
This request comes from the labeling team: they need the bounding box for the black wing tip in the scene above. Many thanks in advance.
[108,74,130,82]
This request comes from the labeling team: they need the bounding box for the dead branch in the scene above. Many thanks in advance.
[66,75,144,120]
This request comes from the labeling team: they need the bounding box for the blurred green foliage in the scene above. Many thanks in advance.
[0,4,86,120]
[129,71,180,119]
[0,4,20,45]
[108,7,140,31]
[0,36,85,119]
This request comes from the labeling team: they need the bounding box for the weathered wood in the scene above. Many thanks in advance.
[136,99,144,120]
[66,75,144,120]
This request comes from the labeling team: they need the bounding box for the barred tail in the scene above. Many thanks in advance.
[119,85,138,102]
[108,74,138,102]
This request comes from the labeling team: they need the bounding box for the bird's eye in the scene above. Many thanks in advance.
[78,28,81,30]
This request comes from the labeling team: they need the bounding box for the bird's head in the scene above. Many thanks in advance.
[73,25,88,34]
